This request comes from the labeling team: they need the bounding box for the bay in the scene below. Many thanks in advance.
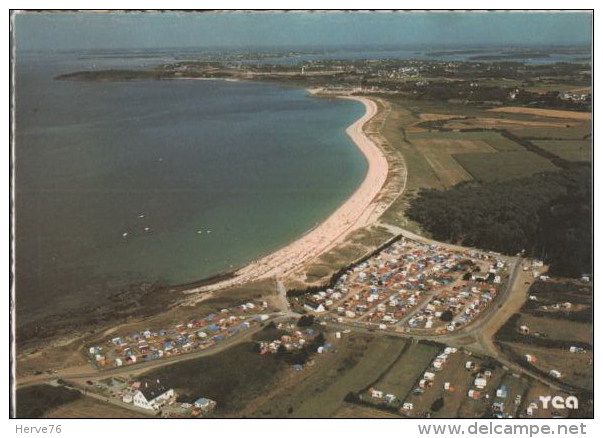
[14,52,367,324]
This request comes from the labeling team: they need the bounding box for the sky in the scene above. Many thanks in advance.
[12,11,592,52]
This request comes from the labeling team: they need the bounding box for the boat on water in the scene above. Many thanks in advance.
[122,232,128,237]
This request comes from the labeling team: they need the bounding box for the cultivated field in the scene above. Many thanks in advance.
[453,151,558,182]
[446,117,578,131]
[489,107,592,120]
[408,137,495,187]
[532,139,591,162]
[505,123,591,140]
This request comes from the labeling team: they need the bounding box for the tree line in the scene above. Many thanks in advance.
[406,167,591,278]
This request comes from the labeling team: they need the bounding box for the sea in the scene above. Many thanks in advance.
[13,51,367,325]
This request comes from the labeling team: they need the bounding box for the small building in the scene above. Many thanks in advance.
[193,397,217,413]
[496,386,508,399]
[385,393,396,404]
[474,377,488,389]
[468,389,481,400]
[519,325,530,335]
[370,389,384,399]
[549,370,562,379]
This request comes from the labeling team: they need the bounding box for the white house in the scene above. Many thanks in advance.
[132,381,174,410]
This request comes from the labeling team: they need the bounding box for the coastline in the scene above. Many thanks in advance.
[185,95,390,301]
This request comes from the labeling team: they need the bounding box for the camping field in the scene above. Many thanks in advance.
[455,365,507,419]
[245,333,409,418]
[501,342,593,392]
[519,381,572,419]
[364,341,440,403]
[289,336,409,418]
[513,314,593,345]
[400,349,476,418]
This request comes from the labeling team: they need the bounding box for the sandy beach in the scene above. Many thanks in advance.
[186,95,390,300]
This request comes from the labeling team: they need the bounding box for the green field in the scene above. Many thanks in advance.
[532,139,592,162]
[367,341,440,401]
[291,336,409,417]
[515,314,593,345]
[507,124,591,140]
[453,151,558,182]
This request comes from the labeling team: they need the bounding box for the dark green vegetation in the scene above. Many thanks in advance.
[141,342,283,415]
[407,167,591,277]
[532,139,592,162]
[56,70,177,81]
[16,384,82,418]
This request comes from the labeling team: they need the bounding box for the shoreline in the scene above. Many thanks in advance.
[185,95,390,301]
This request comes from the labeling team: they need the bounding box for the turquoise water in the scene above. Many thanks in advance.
[14,52,367,323]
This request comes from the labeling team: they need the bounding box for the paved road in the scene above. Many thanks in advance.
[17,312,298,389]
[275,278,292,312]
